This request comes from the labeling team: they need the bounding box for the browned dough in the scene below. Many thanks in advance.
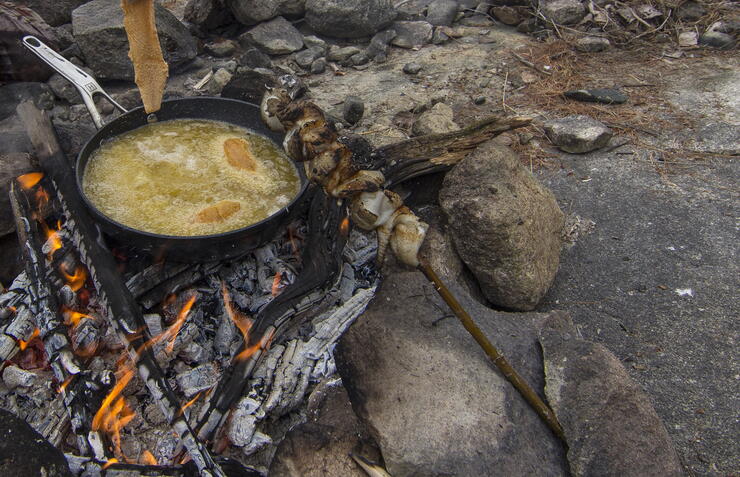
[121,0,168,113]
[224,138,257,171]
[195,200,241,223]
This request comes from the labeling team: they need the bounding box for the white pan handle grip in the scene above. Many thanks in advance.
[22,35,128,129]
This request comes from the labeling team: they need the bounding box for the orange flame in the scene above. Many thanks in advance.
[340,217,350,236]
[18,328,40,351]
[63,308,94,328]
[17,172,43,189]
[102,458,118,470]
[271,272,283,296]
[165,295,196,354]
[61,265,87,292]
[92,363,135,459]
[221,283,269,362]
[140,450,157,466]
[178,390,205,417]
[8,306,16,314]
[58,376,74,394]
[40,220,63,259]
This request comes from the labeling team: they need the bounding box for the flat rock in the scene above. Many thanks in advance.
[699,31,735,49]
[336,272,568,477]
[574,36,610,52]
[403,62,423,74]
[228,0,279,25]
[540,0,586,25]
[0,408,72,476]
[239,47,273,69]
[412,102,458,135]
[305,0,397,39]
[204,38,238,57]
[439,142,564,310]
[544,115,613,153]
[240,16,304,55]
[539,321,684,476]
[676,0,706,21]
[326,45,361,62]
[71,0,196,80]
[564,88,628,104]
[0,153,34,236]
[390,21,434,49]
[278,0,307,17]
[426,0,459,26]
[295,47,324,69]
[270,380,376,477]
[220,68,277,104]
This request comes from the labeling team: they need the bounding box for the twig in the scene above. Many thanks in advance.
[511,52,553,76]
[630,10,672,42]
[502,70,508,110]
[536,9,562,38]
[417,259,566,443]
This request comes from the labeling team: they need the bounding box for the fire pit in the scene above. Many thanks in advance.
[0,103,379,475]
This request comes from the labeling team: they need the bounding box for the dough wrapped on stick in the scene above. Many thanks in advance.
[121,0,168,113]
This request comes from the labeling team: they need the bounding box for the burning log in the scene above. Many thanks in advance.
[16,101,227,477]
[64,454,262,477]
[9,177,111,459]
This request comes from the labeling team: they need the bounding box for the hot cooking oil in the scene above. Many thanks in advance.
[82,119,301,236]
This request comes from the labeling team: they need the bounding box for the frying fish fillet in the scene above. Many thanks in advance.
[121,0,168,113]
[195,200,241,223]
[224,138,257,171]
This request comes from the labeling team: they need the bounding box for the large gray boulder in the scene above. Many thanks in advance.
[439,142,564,311]
[539,318,684,476]
[72,0,197,81]
[239,16,304,55]
[305,0,397,39]
[228,0,279,25]
[336,272,568,477]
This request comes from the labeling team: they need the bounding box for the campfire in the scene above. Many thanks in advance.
[2,158,380,474]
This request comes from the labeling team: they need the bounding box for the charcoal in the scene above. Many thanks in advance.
[176,362,219,397]
[2,365,37,388]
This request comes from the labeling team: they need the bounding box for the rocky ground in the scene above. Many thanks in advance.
[1,0,738,476]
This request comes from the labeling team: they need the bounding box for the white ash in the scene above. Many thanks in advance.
[2,365,37,388]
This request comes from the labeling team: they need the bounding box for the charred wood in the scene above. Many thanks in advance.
[9,179,109,459]
[17,101,227,477]
[375,115,532,186]
[65,454,263,477]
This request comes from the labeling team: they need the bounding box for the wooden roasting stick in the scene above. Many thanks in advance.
[121,0,168,113]
[260,88,566,443]
[16,101,227,477]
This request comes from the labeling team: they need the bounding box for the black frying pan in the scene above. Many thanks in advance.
[23,36,308,262]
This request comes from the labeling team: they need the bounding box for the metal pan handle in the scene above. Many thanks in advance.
[22,35,128,129]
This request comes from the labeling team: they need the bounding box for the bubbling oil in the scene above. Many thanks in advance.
[82,119,301,236]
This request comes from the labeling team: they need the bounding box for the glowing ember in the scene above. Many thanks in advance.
[101,458,118,470]
[92,363,135,459]
[140,450,157,466]
[271,272,283,296]
[61,264,87,292]
[18,328,40,351]
[340,216,350,236]
[35,188,50,210]
[17,172,43,189]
